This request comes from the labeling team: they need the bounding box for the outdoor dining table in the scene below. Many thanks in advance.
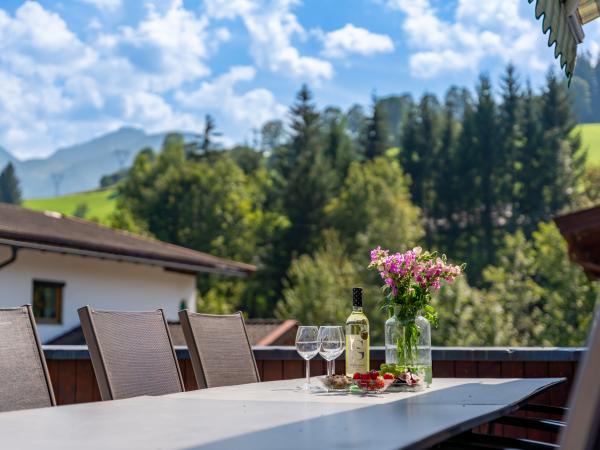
[0,377,563,449]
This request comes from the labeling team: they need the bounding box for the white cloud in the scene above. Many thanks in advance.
[581,20,600,65]
[204,0,255,19]
[0,2,97,79]
[0,1,229,158]
[386,0,548,78]
[176,66,286,130]
[321,23,394,58]
[123,91,201,132]
[80,0,122,12]
[111,0,212,91]
[205,0,333,84]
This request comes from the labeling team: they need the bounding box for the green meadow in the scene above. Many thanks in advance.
[577,123,600,166]
[24,188,117,221]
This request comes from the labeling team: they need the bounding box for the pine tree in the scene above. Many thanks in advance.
[570,54,599,121]
[498,64,523,232]
[399,95,441,210]
[0,163,22,205]
[281,85,334,259]
[362,93,388,160]
[454,92,483,275]
[399,94,441,247]
[399,99,418,190]
[322,107,357,187]
[185,114,220,161]
[418,94,442,247]
[433,87,463,254]
[517,82,544,234]
[540,71,585,216]
[201,114,217,155]
[472,75,499,272]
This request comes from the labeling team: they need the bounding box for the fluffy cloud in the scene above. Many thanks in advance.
[122,91,202,132]
[80,0,122,12]
[0,2,96,78]
[205,0,333,84]
[386,0,548,78]
[321,24,394,58]
[0,1,230,158]
[176,66,286,131]
[103,0,213,91]
[204,0,255,19]
[0,0,289,158]
[582,20,600,65]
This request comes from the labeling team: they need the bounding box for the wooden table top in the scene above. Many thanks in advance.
[0,377,563,450]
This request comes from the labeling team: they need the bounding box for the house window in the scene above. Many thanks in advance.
[32,280,64,324]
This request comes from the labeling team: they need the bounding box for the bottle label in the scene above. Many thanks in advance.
[346,333,369,374]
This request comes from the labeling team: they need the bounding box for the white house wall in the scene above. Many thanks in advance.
[0,246,197,343]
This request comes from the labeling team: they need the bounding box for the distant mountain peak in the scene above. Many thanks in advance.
[10,128,169,198]
[0,145,17,168]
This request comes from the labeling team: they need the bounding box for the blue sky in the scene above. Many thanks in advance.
[1,0,599,159]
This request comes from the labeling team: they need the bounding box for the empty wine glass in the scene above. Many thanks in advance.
[295,326,319,391]
[318,326,345,377]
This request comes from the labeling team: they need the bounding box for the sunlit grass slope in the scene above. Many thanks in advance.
[24,188,117,221]
[576,123,600,166]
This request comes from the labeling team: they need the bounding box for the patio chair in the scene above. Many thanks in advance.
[435,306,600,450]
[0,305,56,412]
[179,310,260,389]
[78,306,184,400]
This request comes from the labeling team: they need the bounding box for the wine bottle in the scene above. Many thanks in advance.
[345,287,370,376]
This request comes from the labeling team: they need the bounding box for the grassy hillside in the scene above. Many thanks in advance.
[24,188,117,221]
[577,123,600,166]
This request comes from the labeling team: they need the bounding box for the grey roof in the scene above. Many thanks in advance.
[0,203,255,275]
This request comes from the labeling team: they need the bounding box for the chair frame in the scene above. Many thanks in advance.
[558,307,600,450]
[439,307,600,450]
[179,310,260,389]
[79,306,184,401]
[0,305,56,408]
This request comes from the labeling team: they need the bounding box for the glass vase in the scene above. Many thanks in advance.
[384,310,432,391]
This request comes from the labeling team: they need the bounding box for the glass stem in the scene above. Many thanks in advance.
[327,359,334,376]
[305,359,311,386]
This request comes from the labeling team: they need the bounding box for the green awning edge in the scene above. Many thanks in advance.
[528,0,577,83]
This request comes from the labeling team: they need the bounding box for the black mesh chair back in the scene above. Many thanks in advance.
[78,306,184,400]
[0,305,55,411]
[179,310,260,389]
[559,307,600,450]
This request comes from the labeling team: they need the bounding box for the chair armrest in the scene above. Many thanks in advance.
[440,431,559,450]
[494,415,565,434]
[520,403,568,417]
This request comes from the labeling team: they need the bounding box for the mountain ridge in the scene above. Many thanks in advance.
[1,127,187,199]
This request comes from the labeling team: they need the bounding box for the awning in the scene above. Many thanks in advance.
[554,205,600,280]
[529,0,600,81]
[579,0,600,24]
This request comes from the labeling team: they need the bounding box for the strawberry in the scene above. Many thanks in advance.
[353,372,361,380]
[360,373,371,381]
[383,373,394,380]
[369,370,379,380]
[375,378,385,389]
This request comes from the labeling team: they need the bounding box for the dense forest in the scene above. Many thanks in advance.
[48,65,600,345]
[570,53,600,122]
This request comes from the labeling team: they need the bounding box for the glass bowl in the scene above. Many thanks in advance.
[318,375,352,392]
[349,377,394,394]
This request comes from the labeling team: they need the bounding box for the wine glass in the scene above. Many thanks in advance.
[318,326,345,377]
[295,326,319,391]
